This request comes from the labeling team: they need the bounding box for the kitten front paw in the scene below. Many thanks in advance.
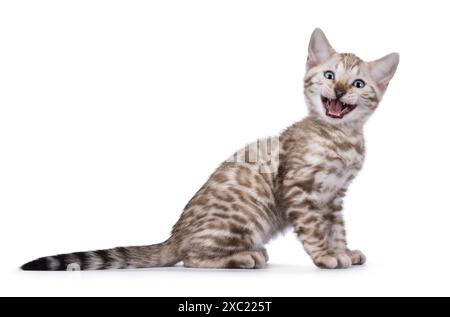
[313,251,352,269]
[346,249,366,265]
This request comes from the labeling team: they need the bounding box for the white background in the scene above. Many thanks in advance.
[1,0,449,297]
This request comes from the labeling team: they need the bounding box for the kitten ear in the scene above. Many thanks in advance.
[369,53,400,90]
[307,28,336,69]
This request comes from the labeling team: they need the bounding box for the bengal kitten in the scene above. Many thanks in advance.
[22,28,399,270]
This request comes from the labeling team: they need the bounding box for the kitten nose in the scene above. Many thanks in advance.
[334,87,346,99]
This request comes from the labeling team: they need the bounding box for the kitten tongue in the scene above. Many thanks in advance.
[328,99,343,115]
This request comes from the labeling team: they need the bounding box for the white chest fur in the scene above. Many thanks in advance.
[307,135,364,207]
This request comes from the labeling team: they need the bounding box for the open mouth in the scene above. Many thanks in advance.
[321,96,357,119]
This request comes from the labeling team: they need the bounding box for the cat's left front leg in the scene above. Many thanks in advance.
[327,197,366,266]
[286,200,353,269]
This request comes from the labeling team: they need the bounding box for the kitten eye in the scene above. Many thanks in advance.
[352,79,365,88]
[323,71,335,80]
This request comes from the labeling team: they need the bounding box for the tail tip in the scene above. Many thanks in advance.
[21,257,48,271]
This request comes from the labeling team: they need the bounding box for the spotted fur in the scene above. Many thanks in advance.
[21,28,399,270]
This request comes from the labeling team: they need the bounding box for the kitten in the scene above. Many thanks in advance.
[21,28,399,270]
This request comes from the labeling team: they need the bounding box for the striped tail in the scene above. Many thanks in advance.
[21,240,179,271]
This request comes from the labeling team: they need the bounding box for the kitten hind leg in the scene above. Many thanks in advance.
[183,250,268,269]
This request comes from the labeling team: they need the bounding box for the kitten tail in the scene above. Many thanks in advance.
[20,239,179,271]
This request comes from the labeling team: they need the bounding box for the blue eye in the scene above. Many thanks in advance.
[352,79,365,88]
[323,71,335,80]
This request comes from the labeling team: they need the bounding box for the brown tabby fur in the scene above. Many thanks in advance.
[21,28,399,270]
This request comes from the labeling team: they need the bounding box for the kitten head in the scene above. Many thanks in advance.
[304,28,399,126]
